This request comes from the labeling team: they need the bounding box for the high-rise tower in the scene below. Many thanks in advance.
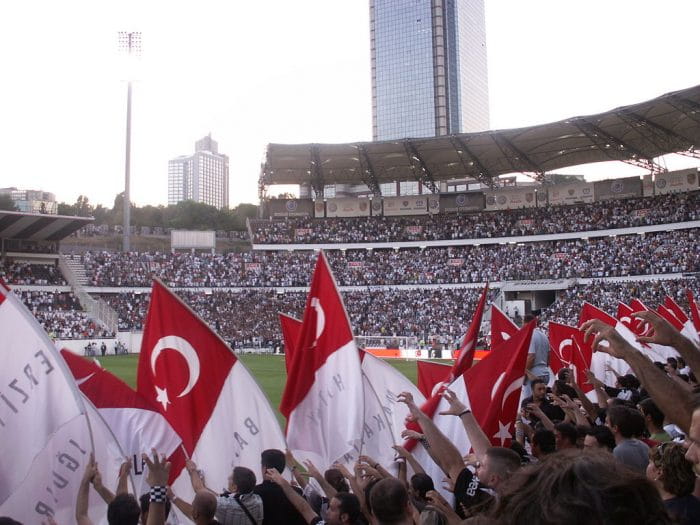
[168,135,229,209]
[371,0,489,141]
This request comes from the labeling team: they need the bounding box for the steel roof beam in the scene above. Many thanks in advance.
[617,110,700,160]
[570,118,665,174]
[449,136,495,188]
[490,133,545,181]
[356,145,382,196]
[666,95,700,126]
[403,141,439,193]
[310,144,325,198]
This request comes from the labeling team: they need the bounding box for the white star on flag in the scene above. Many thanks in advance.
[492,421,512,446]
[155,385,170,411]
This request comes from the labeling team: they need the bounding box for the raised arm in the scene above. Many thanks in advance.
[303,459,337,499]
[398,391,465,482]
[392,444,425,476]
[115,459,132,496]
[76,453,97,525]
[581,319,696,433]
[634,310,700,375]
[143,449,172,525]
[166,486,193,520]
[90,462,115,505]
[285,448,308,488]
[265,468,318,525]
[439,389,491,460]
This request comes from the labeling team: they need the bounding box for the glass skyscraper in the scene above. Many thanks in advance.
[371,0,489,141]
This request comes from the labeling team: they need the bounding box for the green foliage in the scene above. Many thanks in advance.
[55,193,258,232]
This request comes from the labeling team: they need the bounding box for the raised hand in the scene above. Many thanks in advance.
[143,449,171,487]
[633,310,683,347]
[438,388,468,416]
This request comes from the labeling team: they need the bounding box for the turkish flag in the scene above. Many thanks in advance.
[61,350,182,492]
[664,296,699,346]
[406,321,535,499]
[279,313,302,373]
[490,304,518,349]
[416,360,451,398]
[548,322,592,393]
[451,283,489,378]
[280,308,423,469]
[687,291,700,335]
[280,252,364,469]
[138,280,286,500]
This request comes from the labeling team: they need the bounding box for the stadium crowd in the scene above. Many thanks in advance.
[69,228,699,288]
[0,260,66,285]
[23,295,700,525]
[250,192,699,244]
[17,290,114,339]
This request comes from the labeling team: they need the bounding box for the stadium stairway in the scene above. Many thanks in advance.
[59,254,119,333]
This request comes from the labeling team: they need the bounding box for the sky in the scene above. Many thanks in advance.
[1,0,699,209]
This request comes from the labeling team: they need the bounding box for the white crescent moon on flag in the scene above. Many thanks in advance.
[151,335,201,398]
[311,297,325,344]
[491,372,506,401]
[559,338,573,361]
[501,378,524,410]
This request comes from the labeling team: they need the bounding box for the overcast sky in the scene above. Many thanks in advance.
[1,0,699,209]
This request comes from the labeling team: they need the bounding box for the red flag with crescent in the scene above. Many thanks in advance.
[490,304,518,349]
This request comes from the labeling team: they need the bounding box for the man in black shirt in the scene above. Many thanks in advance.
[253,449,306,525]
[520,379,565,427]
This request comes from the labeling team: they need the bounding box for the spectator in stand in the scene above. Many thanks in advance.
[607,406,650,473]
[646,442,700,525]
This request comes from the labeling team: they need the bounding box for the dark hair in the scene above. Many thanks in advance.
[619,374,640,390]
[585,425,616,451]
[639,398,665,428]
[325,468,350,493]
[0,519,23,525]
[607,406,643,439]
[554,423,578,448]
[233,466,257,494]
[261,449,286,473]
[108,493,141,525]
[666,357,678,370]
[523,314,537,323]
[485,447,522,478]
[363,478,380,517]
[333,492,362,523]
[530,378,546,389]
[410,473,435,500]
[488,449,671,525]
[532,429,556,454]
[370,478,409,523]
[139,492,172,519]
[651,442,696,497]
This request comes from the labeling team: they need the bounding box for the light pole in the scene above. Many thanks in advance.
[117,31,141,252]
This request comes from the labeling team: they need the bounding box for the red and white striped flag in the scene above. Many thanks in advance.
[61,350,182,495]
[137,280,286,500]
[280,252,364,469]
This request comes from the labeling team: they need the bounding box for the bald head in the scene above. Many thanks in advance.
[192,490,217,523]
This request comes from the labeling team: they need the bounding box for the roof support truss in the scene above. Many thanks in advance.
[570,118,665,174]
[617,110,700,160]
[403,141,439,193]
[309,144,325,198]
[490,133,545,181]
[356,145,382,196]
[449,136,495,188]
[666,95,700,126]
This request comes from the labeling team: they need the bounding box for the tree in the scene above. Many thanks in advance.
[0,194,18,211]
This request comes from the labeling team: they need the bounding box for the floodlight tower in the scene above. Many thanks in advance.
[117,31,141,252]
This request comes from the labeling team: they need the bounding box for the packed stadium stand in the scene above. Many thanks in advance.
[2,85,700,351]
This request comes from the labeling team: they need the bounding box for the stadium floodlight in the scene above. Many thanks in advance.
[117,31,142,252]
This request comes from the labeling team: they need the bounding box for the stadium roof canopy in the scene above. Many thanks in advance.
[0,211,93,242]
[260,84,700,194]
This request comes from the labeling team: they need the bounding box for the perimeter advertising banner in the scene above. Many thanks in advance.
[382,196,429,216]
[314,200,326,218]
[483,188,538,210]
[325,198,371,217]
[439,192,484,213]
[594,176,642,201]
[268,199,315,218]
[547,182,595,205]
[654,169,699,195]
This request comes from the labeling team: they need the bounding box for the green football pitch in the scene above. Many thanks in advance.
[98,354,423,425]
